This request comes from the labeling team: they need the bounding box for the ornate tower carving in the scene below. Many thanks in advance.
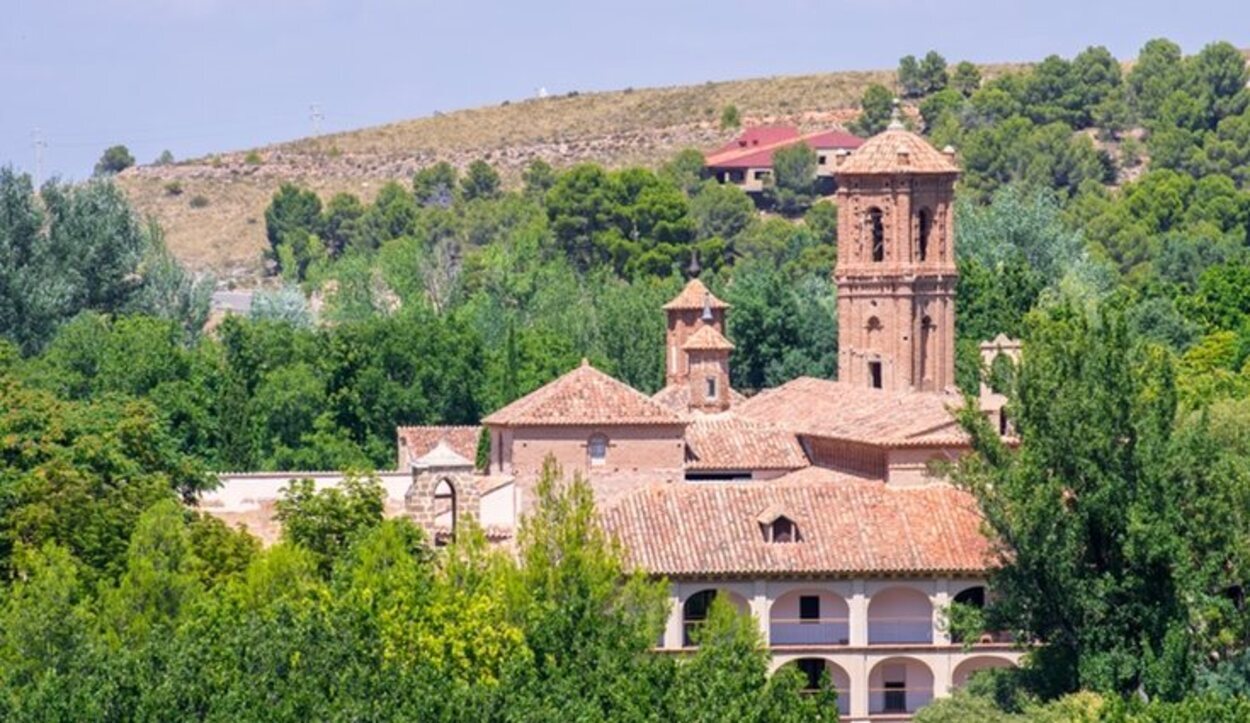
[831,110,960,393]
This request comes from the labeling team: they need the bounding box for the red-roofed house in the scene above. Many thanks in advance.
[201,122,1024,721]
[705,125,864,193]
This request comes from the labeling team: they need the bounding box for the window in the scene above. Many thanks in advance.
[705,376,717,399]
[771,516,796,542]
[753,169,771,180]
[728,170,745,183]
[869,207,885,262]
[884,680,907,713]
[797,658,825,691]
[918,208,932,261]
[869,361,883,389]
[434,478,457,543]
[588,435,607,466]
[817,154,828,165]
[800,595,821,622]
[683,590,717,646]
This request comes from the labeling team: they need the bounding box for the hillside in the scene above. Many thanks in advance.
[117,61,1031,280]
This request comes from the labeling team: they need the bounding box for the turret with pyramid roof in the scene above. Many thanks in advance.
[663,277,729,388]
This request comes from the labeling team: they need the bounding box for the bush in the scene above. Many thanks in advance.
[163,181,184,197]
[94,144,135,176]
[244,151,263,165]
[720,104,741,130]
[189,195,210,209]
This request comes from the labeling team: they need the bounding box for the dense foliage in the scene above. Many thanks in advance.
[1,36,1250,719]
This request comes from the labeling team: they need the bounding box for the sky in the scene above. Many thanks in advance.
[4,0,1249,180]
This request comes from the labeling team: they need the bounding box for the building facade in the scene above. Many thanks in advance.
[200,120,1021,721]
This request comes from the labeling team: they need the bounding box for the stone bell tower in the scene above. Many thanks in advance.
[831,107,960,393]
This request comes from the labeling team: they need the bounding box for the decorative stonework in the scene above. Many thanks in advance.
[404,441,480,538]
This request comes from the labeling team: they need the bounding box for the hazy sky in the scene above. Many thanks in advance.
[4,0,1248,179]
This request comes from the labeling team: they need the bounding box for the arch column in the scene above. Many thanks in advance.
[848,581,868,647]
[845,656,869,720]
[751,581,770,645]
[931,584,952,646]
[663,592,684,649]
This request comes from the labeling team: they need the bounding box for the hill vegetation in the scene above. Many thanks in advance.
[2,36,1250,721]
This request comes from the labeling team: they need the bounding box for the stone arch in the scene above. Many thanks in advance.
[433,477,457,532]
[917,206,933,261]
[867,207,885,262]
[406,466,480,542]
[868,586,933,644]
[682,588,749,646]
[769,589,850,645]
[868,656,934,715]
[952,655,1016,689]
[776,657,851,716]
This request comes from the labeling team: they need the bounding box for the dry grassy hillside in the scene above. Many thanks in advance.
[118,62,1032,280]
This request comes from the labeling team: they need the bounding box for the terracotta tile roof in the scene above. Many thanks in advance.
[397,425,481,466]
[709,126,801,156]
[735,377,969,448]
[652,383,747,413]
[602,475,992,577]
[835,127,959,176]
[683,324,735,351]
[706,127,864,170]
[663,279,729,311]
[482,359,687,427]
[684,413,808,470]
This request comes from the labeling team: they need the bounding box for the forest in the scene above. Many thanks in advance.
[3,37,1250,720]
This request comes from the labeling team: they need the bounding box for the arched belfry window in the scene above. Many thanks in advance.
[868,207,885,262]
[434,478,457,541]
[769,516,798,542]
[918,208,932,262]
[588,434,608,466]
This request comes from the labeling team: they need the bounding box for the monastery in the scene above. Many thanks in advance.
[204,113,1024,721]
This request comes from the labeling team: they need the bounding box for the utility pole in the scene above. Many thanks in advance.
[31,128,46,187]
[309,103,324,137]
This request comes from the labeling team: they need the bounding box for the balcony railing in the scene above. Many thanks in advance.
[868,685,934,715]
[769,617,851,645]
[867,616,933,644]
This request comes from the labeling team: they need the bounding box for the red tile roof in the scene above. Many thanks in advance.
[706,127,864,170]
[664,279,729,311]
[709,126,801,156]
[684,414,808,471]
[683,324,735,351]
[836,126,959,175]
[602,474,993,577]
[651,383,747,413]
[735,377,969,448]
[397,425,482,467]
[482,359,687,427]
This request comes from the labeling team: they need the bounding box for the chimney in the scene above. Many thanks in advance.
[897,145,911,167]
[835,149,850,167]
[943,145,957,161]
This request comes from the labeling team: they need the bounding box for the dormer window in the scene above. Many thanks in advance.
[705,376,717,399]
[588,434,608,466]
[758,507,799,543]
[771,516,797,543]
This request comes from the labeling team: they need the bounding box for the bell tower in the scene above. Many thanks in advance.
[831,108,960,393]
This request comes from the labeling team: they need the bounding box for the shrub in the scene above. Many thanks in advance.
[189,195,210,209]
[720,104,742,130]
[244,151,263,165]
[163,181,184,196]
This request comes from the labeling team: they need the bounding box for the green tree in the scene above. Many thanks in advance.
[662,148,707,196]
[320,192,366,256]
[852,84,895,136]
[1128,38,1185,122]
[766,143,818,215]
[920,50,949,95]
[460,159,501,201]
[691,180,755,241]
[522,158,557,198]
[413,161,459,207]
[898,55,924,98]
[264,183,323,269]
[274,474,385,575]
[952,61,982,96]
[721,104,742,130]
[94,145,135,176]
[953,298,1250,699]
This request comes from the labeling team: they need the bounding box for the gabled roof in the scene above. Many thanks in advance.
[482,359,686,427]
[414,439,473,469]
[835,126,959,176]
[734,377,968,448]
[683,325,735,351]
[664,278,729,311]
[602,473,992,577]
[397,425,481,466]
[706,127,864,170]
[684,414,809,471]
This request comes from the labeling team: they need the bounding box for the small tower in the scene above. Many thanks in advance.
[683,325,734,412]
[663,278,729,387]
[832,102,960,393]
[405,440,479,542]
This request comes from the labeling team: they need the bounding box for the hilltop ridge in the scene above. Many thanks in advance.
[116,60,1042,279]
